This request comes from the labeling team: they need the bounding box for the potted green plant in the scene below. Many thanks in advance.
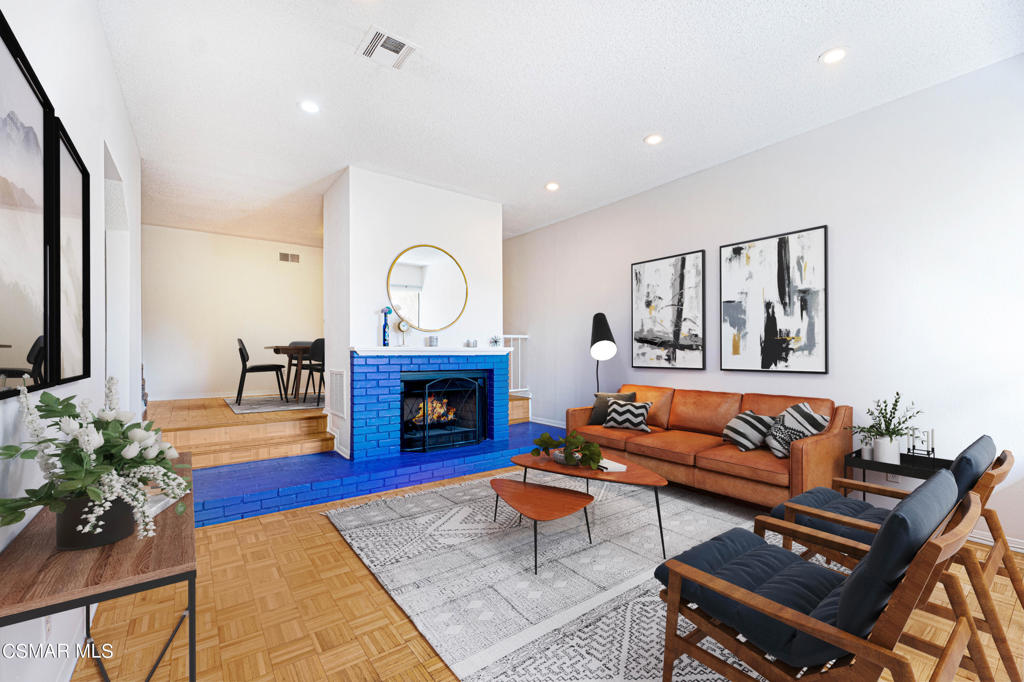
[849,392,922,465]
[0,378,191,550]
[531,431,603,469]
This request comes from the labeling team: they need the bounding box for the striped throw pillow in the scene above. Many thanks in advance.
[722,411,775,451]
[604,399,652,432]
[765,403,831,458]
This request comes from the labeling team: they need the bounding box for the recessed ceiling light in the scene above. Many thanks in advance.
[545,182,559,192]
[818,47,846,65]
[643,133,663,146]
[299,100,320,114]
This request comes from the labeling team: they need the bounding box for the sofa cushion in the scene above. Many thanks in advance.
[654,527,847,668]
[668,389,743,435]
[604,399,652,432]
[696,444,790,487]
[588,391,637,425]
[619,384,674,429]
[740,393,835,420]
[949,435,996,500]
[770,487,891,545]
[626,430,723,466]
[576,424,664,451]
[838,470,957,640]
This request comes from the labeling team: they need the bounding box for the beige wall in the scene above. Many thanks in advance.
[142,225,323,400]
[504,55,1024,546]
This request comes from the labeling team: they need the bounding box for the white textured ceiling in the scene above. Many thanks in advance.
[97,1,1024,246]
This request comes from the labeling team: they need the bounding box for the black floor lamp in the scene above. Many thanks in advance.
[590,312,617,392]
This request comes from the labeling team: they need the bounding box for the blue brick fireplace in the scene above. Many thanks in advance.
[350,350,510,459]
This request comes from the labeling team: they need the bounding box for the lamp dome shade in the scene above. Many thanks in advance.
[590,313,617,361]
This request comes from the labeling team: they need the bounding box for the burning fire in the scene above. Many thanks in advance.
[412,395,457,425]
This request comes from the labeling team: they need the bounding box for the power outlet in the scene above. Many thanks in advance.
[886,473,900,483]
[44,615,52,640]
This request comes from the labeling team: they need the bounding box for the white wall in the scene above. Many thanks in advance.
[504,55,1024,543]
[141,225,323,400]
[0,2,142,680]
[322,167,503,453]
[347,168,503,348]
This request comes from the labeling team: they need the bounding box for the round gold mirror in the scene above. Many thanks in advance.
[386,245,468,332]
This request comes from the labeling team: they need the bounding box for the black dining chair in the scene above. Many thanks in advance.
[284,340,312,395]
[235,339,287,405]
[303,338,325,406]
[0,335,45,387]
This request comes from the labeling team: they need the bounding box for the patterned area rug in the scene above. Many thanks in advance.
[223,396,320,414]
[326,468,765,680]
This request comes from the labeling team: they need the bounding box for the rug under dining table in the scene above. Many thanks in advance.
[326,468,771,680]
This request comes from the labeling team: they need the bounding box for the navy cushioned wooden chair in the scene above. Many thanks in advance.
[657,470,990,681]
[758,436,1022,680]
[235,338,286,405]
[303,338,325,406]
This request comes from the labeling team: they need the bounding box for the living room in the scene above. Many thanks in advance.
[1,2,1023,681]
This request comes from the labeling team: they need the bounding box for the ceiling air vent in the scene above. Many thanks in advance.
[357,26,417,69]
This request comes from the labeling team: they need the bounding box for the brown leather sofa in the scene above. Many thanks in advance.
[566,384,853,508]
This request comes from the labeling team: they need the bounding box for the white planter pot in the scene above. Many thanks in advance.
[873,437,901,465]
[860,440,873,460]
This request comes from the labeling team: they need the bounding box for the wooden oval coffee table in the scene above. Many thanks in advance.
[490,479,593,574]
[510,453,669,558]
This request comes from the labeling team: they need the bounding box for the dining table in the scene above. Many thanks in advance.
[265,344,311,401]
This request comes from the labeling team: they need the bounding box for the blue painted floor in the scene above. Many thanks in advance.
[193,421,565,527]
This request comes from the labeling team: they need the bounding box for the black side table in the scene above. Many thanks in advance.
[844,449,954,500]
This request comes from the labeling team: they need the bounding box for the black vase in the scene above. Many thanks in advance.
[56,496,136,551]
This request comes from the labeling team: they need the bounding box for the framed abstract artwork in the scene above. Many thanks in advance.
[56,118,90,382]
[631,249,705,369]
[0,13,52,398]
[720,225,827,373]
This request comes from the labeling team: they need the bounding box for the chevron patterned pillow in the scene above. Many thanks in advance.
[723,410,775,451]
[604,398,652,432]
[764,403,831,458]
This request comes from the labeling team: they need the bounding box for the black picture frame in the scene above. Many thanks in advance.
[55,117,90,384]
[0,11,89,400]
[719,225,828,374]
[630,249,706,370]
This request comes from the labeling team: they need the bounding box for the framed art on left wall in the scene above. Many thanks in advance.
[631,249,705,369]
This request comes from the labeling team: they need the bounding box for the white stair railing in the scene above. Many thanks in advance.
[503,334,529,394]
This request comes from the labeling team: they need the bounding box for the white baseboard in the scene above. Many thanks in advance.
[530,416,563,428]
[970,528,1024,554]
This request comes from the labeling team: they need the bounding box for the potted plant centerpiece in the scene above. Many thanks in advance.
[0,378,191,550]
[850,392,922,465]
[531,431,603,469]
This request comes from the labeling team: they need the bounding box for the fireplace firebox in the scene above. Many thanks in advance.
[400,371,487,452]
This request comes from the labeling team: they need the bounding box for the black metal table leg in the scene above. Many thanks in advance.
[188,575,196,682]
[584,506,592,544]
[493,493,499,522]
[655,488,666,559]
[86,603,111,682]
[586,478,589,494]
[533,520,538,574]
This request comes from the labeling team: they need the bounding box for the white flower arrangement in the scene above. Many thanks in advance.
[0,377,191,538]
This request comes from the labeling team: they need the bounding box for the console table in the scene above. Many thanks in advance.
[0,457,196,681]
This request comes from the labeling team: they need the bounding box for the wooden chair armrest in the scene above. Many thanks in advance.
[831,477,910,499]
[662,559,909,670]
[784,502,882,535]
[753,515,872,559]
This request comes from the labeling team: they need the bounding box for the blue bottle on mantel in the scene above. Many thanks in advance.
[382,307,392,347]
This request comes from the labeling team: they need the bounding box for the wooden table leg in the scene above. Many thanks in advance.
[292,350,304,401]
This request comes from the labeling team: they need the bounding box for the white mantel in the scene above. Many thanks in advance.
[351,346,512,355]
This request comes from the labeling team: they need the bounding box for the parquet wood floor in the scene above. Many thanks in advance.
[70,473,1023,681]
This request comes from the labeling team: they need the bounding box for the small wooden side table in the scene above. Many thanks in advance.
[491,479,593,574]
[0,454,197,681]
